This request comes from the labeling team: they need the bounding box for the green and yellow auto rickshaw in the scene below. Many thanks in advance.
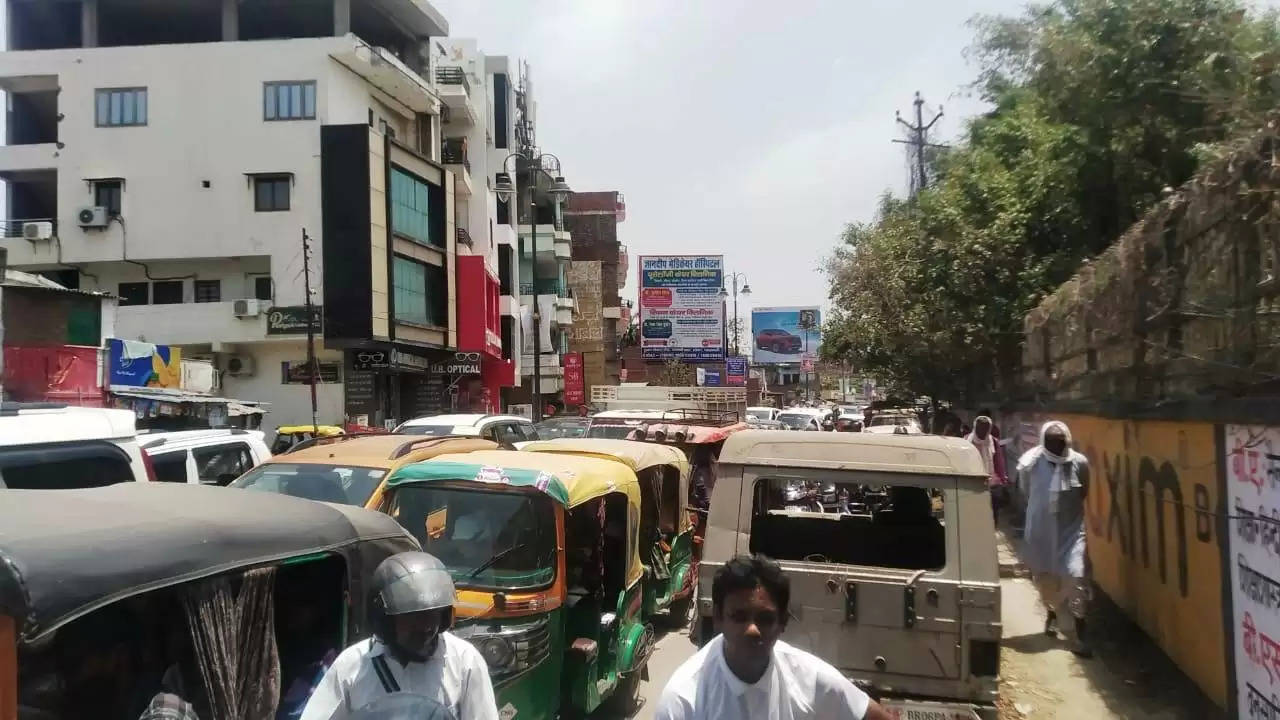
[521,437,698,626]
[378,450,654,720]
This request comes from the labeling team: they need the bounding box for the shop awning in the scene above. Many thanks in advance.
[108,386,269,411]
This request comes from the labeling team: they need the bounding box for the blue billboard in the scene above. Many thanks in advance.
[751,306,820,365]
[638,255,725,361]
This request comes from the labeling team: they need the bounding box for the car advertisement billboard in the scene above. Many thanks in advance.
[751,306,821,364]
[638,254,725,361]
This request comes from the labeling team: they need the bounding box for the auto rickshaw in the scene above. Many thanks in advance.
[521,438,698,625]
[0,483,419,720]
[379,450,654,720]
[270,423,346,453]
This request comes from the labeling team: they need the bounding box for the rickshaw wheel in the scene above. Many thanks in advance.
[604,667,644,715]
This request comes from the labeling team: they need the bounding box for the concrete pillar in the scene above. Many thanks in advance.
[334,0,350,36]
[81,0,99,48]
[221,0,238,41]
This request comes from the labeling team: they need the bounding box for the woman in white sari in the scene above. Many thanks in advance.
[1017,420,1091,656]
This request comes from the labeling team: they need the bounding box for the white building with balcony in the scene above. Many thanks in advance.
[0,0,455,430]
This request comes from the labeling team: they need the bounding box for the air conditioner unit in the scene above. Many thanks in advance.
[233,299,263,317]
[77,206,109,228]
[22,221,53,241]
[224,355,256,377]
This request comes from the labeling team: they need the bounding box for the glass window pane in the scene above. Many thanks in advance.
[255,179,271,210]
[96,91,108,125]
[290,84,302,118]
[278,85,290,118]
[122,93,134,125]
[110,92,122,125]
[264,84,276,120]
[273,179,289,209]
[303,82,316,118]
[135,90,146,125]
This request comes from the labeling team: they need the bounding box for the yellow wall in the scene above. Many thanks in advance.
[1055,414,1226,708]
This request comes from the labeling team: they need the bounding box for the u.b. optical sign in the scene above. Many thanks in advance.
[431,352,482,376]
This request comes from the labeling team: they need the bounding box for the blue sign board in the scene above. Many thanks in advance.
[107,338,181,388]
[725,356,747,385]
[638,255,725,361]
[704,371,722,386]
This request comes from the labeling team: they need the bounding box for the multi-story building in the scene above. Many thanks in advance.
[563,191,626,395]
[0,0,529,431]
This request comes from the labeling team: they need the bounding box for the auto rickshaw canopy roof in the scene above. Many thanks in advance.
[520,438,693,534]
[0,484,417,642]
[387,450,645,587]
[276,424,345,436]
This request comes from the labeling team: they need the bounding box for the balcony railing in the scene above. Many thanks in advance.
[520,281,567,296]
[435,66,469,92]
[1,218,56,239]
[441,137,469,168]
[456,227,474,248]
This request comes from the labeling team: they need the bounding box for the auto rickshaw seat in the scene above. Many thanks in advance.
[570,637,599,663]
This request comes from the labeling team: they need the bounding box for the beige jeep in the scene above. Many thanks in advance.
[696,430,1000,720]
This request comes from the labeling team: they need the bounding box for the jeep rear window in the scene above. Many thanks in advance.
[0,441,135,489]
[748,478,946,570]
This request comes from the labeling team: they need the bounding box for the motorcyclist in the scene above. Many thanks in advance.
[300,552,499,720]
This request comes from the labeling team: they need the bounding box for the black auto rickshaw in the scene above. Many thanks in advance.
[0,483,419,720]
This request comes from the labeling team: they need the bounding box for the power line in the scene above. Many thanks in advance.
[892,92,948,197]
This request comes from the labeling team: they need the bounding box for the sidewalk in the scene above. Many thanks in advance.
[995,527,1224,719]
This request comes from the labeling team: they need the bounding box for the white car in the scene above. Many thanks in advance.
[395,413,539,446]
[746,406,780,422]
[0,403,151,488]
[776,408,826,431]
[140,429,272,485]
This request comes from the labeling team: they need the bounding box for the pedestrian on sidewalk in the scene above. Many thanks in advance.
[1016,420,1092,657]
[965,416,1009,523]
[654,555,893,720]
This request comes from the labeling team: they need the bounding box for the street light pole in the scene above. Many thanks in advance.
[718,272,750,357]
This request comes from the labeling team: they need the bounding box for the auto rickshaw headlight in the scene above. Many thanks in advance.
[479,636,515,668]
[457,616,552,682]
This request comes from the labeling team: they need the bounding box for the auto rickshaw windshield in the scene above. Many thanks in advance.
[386,485,557,591]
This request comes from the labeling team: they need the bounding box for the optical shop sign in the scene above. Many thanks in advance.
[1226,424,1280,718]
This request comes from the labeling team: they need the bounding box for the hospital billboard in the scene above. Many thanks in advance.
[638,254,725,361]
[751,306,821,365]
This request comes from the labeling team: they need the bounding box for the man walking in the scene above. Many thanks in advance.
[654,555,892,720]
[965,416,1009,522]
[1017,421,1092,656]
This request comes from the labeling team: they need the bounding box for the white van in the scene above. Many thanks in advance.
[140,429,271,485]
[0,403,152,488]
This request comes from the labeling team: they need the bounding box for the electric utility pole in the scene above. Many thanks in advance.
[893,92,946,197]
[302,228,319,433]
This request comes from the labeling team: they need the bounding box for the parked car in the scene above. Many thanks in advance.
[230,434,498,508]
[0,403,152,488]
[754,328,803,354]
[745,406,780,422]
[777,409,824,431]
[140,429,272,485]
[269,424,346,454]
[534,416,591,440]
[395,413,539,445]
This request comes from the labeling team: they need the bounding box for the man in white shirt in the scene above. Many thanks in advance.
[300,551,498,720]
[655,555,892,720]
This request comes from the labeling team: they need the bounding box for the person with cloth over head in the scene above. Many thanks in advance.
[1017,420,1092,657]
[299,551,498,720]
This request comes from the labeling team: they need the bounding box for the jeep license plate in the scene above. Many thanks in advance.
[881,700,983,720]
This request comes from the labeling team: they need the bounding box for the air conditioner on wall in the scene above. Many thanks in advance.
[77,206,109,228]
[224,355,255,377]
[22,222,53,241]
[233,299,263,317]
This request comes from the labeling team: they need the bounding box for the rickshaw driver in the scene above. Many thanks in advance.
[300,552,499,720]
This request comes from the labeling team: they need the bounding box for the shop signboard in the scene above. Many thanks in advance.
[429,352,482,376]
[266,306,321,335]
[281,360,341,385]
[351,349,391,372]
[704,370,722,386]
[638,254,724,361]
[1226,424,1280,718]
[107,338,181,388]
[751,306,821,365]
[725,356,747,386]
[563,352,585,406]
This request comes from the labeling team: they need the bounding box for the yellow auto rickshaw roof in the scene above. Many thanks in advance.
[276,425,345,436]
[521,438,690,476]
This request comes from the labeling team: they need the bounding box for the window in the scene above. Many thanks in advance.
[194,279,221,303]
[118,282,148,306]
[254,176,290,212]
[193,443,253,485]
[264,81,316,121]
[393,255,429,326]
[424,262,446,327]
[152,280,184,305]
[254,276,273,301]
[493,73,509,148]
[94,180,122,216]
[390,167,434,246]
[0,442,135,489]
[150,452,188,483]
[95,88,147,127]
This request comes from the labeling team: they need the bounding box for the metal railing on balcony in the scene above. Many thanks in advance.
[0,218,56,240]
[435,66,469,92]
[456,227,473,248]
[441,137,469,168]
[519,280,567,296]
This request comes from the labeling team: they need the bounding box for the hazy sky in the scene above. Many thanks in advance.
[433,0,1033,316]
